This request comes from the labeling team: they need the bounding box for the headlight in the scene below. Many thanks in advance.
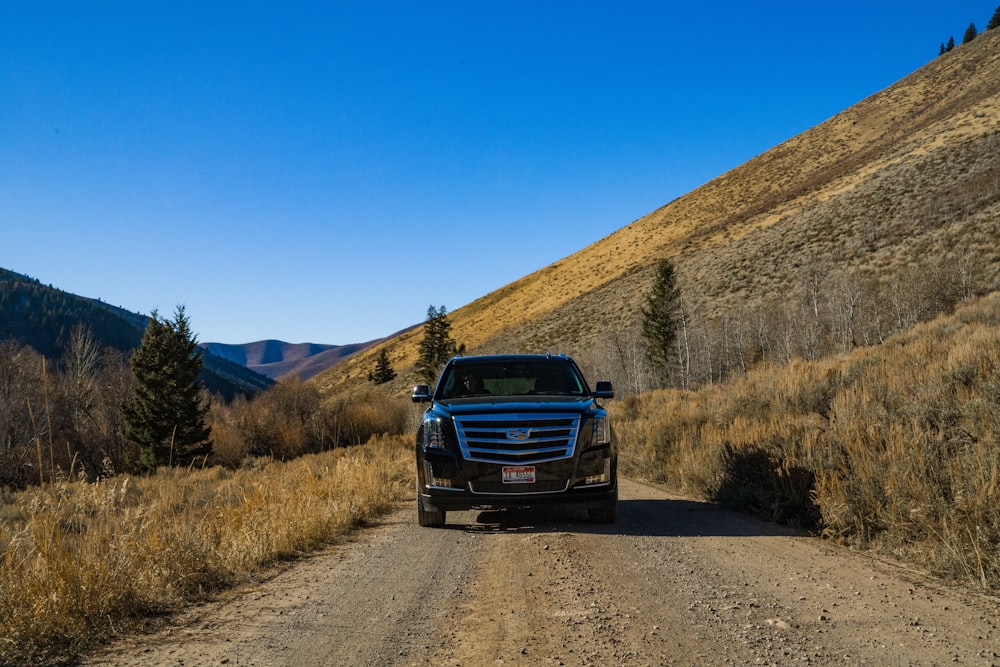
[423,416,446,449]
[593,414,611,445]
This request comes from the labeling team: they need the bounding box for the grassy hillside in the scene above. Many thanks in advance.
[314,28,1000,398]
[612,290,1000,589]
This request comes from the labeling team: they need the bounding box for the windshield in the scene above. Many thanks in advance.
[437,359,588,400]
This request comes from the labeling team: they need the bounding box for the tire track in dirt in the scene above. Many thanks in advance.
[411,479,1000,666]
[85,478,1000,666]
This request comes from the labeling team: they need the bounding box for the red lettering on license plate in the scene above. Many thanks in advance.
[502,466,535,484]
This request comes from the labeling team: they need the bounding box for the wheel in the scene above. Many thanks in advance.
[417,495,446,527]
[587,490,618,523]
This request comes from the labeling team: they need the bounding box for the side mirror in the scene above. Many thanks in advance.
[411,384,432,403]
[593,381,614,399]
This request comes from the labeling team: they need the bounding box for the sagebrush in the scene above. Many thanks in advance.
[614,291,1000,591]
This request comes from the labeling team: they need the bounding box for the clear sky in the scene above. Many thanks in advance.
[2,2,996,345]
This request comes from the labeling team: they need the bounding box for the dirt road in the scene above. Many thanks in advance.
[86,478,999,666]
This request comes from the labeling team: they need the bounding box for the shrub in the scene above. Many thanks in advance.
[614,292,1000,590]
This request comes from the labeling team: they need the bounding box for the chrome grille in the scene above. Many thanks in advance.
[453,413,580,464]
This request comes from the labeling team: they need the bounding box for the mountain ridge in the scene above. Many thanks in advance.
[311,28,1000,399]
[0,271,275,400]
[0,266,388,386]
[201,339,384,381]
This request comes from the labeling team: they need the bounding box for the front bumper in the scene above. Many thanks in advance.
[417,445,616,513]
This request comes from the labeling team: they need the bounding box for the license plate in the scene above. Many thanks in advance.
[502,465,535,484]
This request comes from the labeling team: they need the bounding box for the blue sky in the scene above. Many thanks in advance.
[2,2,996,345]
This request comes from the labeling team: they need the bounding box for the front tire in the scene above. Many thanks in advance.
[417,495,446,527]
[587,489,618,523]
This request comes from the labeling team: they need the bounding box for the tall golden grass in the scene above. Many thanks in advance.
[613,291,1000,590]
[0,434,412,666]
[208,383,412,466]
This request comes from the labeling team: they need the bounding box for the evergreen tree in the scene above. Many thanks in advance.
[963,22,978,44]
[123,306,211,473]
[416,305,459,384]
[640,259,682,387]
[989,6,1000,30]
[946,36,956,51]
[368,347,397,385]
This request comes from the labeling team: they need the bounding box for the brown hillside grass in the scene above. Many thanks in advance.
[611,292,1000,590]
[0,435,412,667]
[315,29,1000,400]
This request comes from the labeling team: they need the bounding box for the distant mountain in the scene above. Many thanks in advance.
[202,336,396,381]
[0,269,274,400]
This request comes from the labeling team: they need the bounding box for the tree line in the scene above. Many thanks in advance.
[938,5,1000,54]
[0,307,212,486]
[0,278,143,358]
[1,305,410,489]
[367,244,990,400]
[587,250,993,397]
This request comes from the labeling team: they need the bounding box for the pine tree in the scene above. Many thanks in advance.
[640,259,682,387]
[946,36,956,51]
[368,347,397,385]
[989,6,1000,30]
[123,306,212,473]
[416,305,459,384]
[963,22,978,44]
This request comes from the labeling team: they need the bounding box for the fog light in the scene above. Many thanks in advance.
[585,460,612,485]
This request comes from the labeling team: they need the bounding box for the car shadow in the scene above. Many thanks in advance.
[449,498,806,538]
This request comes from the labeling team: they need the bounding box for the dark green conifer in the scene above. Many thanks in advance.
[988,6,1000,30]
[640,259,682,387]
[416,305,460,384]
[963,22,978,44]
[368,347,397,385]
[123,306,211,473]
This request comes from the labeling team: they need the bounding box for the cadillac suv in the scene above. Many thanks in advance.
[411,354,617,527]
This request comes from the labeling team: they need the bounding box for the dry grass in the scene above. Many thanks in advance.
[612,292,1000,590]
[0,435,413,666]
[209,382,412,466]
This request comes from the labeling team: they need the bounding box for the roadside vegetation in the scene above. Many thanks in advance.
[0,434,412,666]
[0,313,414,665]
[0,329,411,489]
[613,290,1000,591]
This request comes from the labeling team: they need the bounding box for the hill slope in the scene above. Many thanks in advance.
[0,270,274,400]
[314,30,1000,399]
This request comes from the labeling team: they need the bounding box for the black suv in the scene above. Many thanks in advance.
[411,354,617,527]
